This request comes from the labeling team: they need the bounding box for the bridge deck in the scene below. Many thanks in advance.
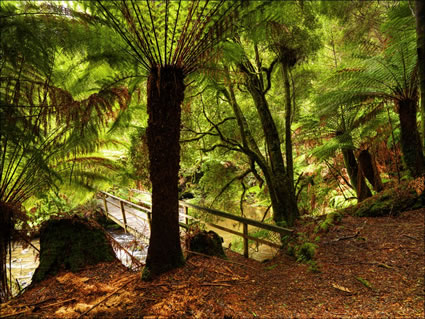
[100,196,151,240]
[99,195,187,241]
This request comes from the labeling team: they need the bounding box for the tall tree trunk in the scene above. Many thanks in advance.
[358,149,384,192]
[398,98,425,177]
[239,63,299,226]
[143,66,184,279]
[416,0,425,147]
[281,63,294,188]
[225,75,298,226]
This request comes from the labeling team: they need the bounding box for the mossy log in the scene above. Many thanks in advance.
[345,184,424,217]
[32,216,116,283]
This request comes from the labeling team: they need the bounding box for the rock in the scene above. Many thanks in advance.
[32,216,116,283]
[179,192,194,200]
[188,230,225,258]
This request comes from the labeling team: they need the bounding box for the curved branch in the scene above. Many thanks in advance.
[210,168,251,208]
[262,58,278,94]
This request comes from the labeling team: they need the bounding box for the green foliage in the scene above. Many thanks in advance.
[315,212,343,233]
[286,231,320,273]
[25,192,73,229]
[328,191,357,210]
[296,242,318,263]
[294,242,320,273]
[230,237,244,254]
[92,0,240,76]
[198,159,240,211]
[128,127,151,190]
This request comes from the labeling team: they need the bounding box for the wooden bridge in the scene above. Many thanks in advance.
[97,190,293,258]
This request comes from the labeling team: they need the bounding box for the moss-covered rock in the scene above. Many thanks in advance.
[188,230,226,258]
[315,212,343,233]
[345,184,424,217]
[32,216,116,283]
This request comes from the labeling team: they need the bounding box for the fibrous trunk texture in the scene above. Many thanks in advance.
[398,98,425,177]
[144,66,184,279]
[416,0,425,147]
[0,202,13,302]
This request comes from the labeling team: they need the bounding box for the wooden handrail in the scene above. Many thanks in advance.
[101,192,151,214]
[178,201,293,236]
[103,197,149,222]
[97,190,294,258]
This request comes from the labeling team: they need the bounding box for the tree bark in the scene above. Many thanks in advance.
[238,63,299,226]
[281,63,294,188]
[0,202,13,302]
[398,98,425,177]
[341,148,371,202]
[143,66,184,279]
[358,149,384,192]
[416,0,425,147]
[225,76,297,226]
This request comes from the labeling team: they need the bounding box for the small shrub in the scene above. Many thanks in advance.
[316,212,343,233]
[296,242,318,263]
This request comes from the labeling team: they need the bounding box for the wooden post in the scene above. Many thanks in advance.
[103,196,109,218]
[120,200,128,233]
[243,223,248,258]
[147,211,152,230]
[185,206,189,226]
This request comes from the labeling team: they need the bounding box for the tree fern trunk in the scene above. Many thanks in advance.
[416,0,425,147]
[143,66,184,279]
[398,98,425,177]
[0,202,13,302]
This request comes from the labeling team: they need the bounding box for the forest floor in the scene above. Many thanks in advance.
[1,208,424,318]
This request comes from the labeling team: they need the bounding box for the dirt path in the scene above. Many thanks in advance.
[1,209,423,318]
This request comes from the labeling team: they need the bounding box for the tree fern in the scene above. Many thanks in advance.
[317,20,424,177]
[0,1,133,300]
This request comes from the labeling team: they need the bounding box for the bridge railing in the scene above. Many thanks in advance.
[98,191,293,258]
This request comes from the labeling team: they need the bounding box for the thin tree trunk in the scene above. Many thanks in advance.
[416,0,425,147]
[282,63,294,188]
[143,66,184,279]
[341,148,372,202]
[398,98,425,177]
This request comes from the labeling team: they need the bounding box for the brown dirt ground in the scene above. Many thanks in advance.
[1,209,424,318]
